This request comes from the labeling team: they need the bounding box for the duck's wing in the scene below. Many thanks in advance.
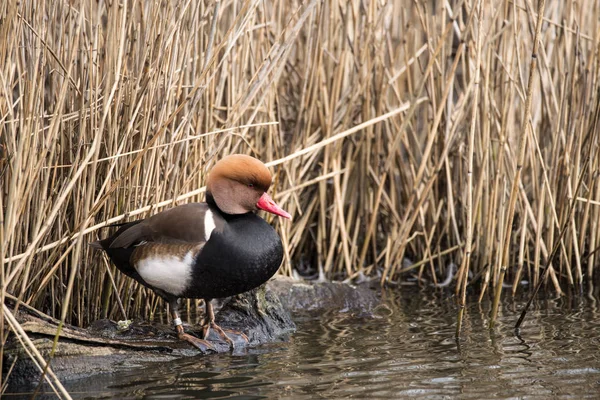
[108,203,224,249]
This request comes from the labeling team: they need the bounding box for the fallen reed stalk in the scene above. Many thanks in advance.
[2,305,71,399]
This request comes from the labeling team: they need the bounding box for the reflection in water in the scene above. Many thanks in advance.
[16,289,600,399]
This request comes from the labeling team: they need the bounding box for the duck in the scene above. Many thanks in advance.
[90,154,291,351]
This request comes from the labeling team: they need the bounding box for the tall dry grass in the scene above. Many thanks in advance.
[1,0,600,394]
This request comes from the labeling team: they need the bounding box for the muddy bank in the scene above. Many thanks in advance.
[3,277,379,388]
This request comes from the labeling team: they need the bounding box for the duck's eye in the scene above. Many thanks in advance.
[247,183,254,188]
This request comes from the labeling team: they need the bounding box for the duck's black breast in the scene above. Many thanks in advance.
[183,212,283,299]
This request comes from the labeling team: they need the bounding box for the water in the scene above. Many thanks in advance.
[9,289,600,399]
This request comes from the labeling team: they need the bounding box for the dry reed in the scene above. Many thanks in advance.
[1,0,600,392]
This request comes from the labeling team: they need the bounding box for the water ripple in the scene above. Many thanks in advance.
[23,289,600,399]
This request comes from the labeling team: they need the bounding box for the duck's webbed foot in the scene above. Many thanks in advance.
[176,325,215,352]
[170,299,215,352]
[202,300,249,349]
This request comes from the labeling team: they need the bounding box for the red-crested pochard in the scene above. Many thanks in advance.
[91,154,291,350]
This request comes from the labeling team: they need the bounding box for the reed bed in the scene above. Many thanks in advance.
[1,0,600,393]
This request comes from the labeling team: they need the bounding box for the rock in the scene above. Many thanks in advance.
[269,276,379,315]
[216,280,296,345]
[2,277,378,389]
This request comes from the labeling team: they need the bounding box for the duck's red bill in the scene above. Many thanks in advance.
[257,193,291,219]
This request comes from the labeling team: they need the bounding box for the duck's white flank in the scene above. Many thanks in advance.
[204,208,216,241]
[136,251,195,296]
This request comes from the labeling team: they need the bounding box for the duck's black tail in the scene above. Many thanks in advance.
[88,241,104,250]
[88,221,141,250]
